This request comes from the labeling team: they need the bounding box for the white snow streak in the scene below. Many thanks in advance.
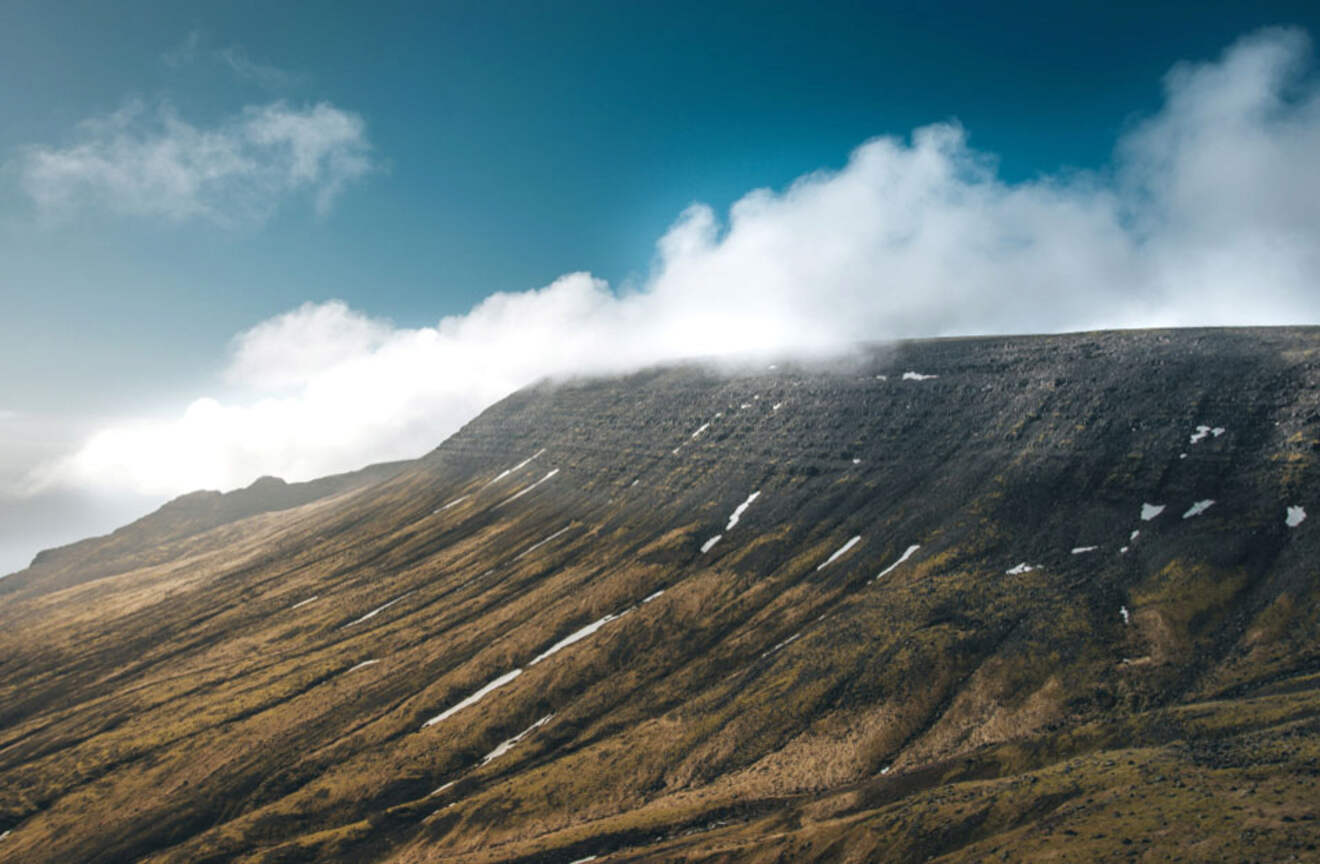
[479,449,546,490]
[874,544,920,581]
[514,524,574,560]
[346,659,380,673]
[528,612,628,666]
[762,631,801,657]
[435,495,469,512]
[481,714,554,764]
[343,592,413,627]
[422,668,524,728]
[1189,425,1225,444]
[642,590,665,603]
[690,422,711,439]
[1183,499,1215,519]
[700,535,722,553]
[725,491,761,530]
[817,535,861,571]
[495,468,560,509]
[1071,546,1099,555]
[1120,605,1131,625]
[902,371,938,381]
[290,595,318,610]
[1005,563,1036,575]
[510,448,547,472]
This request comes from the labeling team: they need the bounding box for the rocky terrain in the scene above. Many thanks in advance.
[1,327,1318,863]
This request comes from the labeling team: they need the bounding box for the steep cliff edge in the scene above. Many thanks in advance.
[0,328,1317,863]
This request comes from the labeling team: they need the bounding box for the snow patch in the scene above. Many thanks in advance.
[642,590,665,604]
[1182,499,1214,519]
[725,490,761,530]
[429,780,455,797]
[1005,563,1036,575]
[874,544,920,582]
[495,468,559,509]
[290,595,318,610]
[422,669,524,728]
[1130,530,1140,541]
[480,449,546,490]
[1140,503,1165,521]
[772,402,782,410]
[1120,605,1130,625]
[700,535,722,553]
[817,536,861,571]
[902,371,938,381]
[690,422,711,439]
[762,632,801,657]
[1071,546,1099,555]
[436,495,469,512]
[346,659,380,673]
[514,524,574,560]
[1286,505,1307,528]
[481,714,554,764]
[510,448,547,472]
[528,612,627,666]
[343,592,413,628]
[1189,425,1226,444]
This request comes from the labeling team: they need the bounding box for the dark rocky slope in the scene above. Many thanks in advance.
[0,327,1318,863]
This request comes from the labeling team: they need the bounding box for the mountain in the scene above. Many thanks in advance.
[1,327,1318,863]
[1,460,413,596]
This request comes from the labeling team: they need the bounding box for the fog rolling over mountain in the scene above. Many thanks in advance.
[1,327,1319,863]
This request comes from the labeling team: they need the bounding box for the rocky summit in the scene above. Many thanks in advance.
[1,327,1319,864]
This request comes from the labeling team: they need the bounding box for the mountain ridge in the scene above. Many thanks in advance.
[2,459,413,595]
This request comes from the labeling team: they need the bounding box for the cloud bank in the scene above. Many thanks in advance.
[31,28,1320,497]
[20,99,371,223]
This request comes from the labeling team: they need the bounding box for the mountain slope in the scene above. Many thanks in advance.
[0,460,412,596]
[1,327,1318,863]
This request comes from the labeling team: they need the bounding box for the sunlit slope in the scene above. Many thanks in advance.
[1,328,1318,863]
[0,459,412,595]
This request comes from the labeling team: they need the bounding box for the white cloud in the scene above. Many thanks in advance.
[28,27,1320,497]
[216,47,301,90]
[20,99,371,224]
[163,31,301,90]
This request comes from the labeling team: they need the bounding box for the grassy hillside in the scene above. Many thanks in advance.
[1,328,1318,863]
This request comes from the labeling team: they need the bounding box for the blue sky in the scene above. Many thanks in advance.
[3,1,1320,573]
